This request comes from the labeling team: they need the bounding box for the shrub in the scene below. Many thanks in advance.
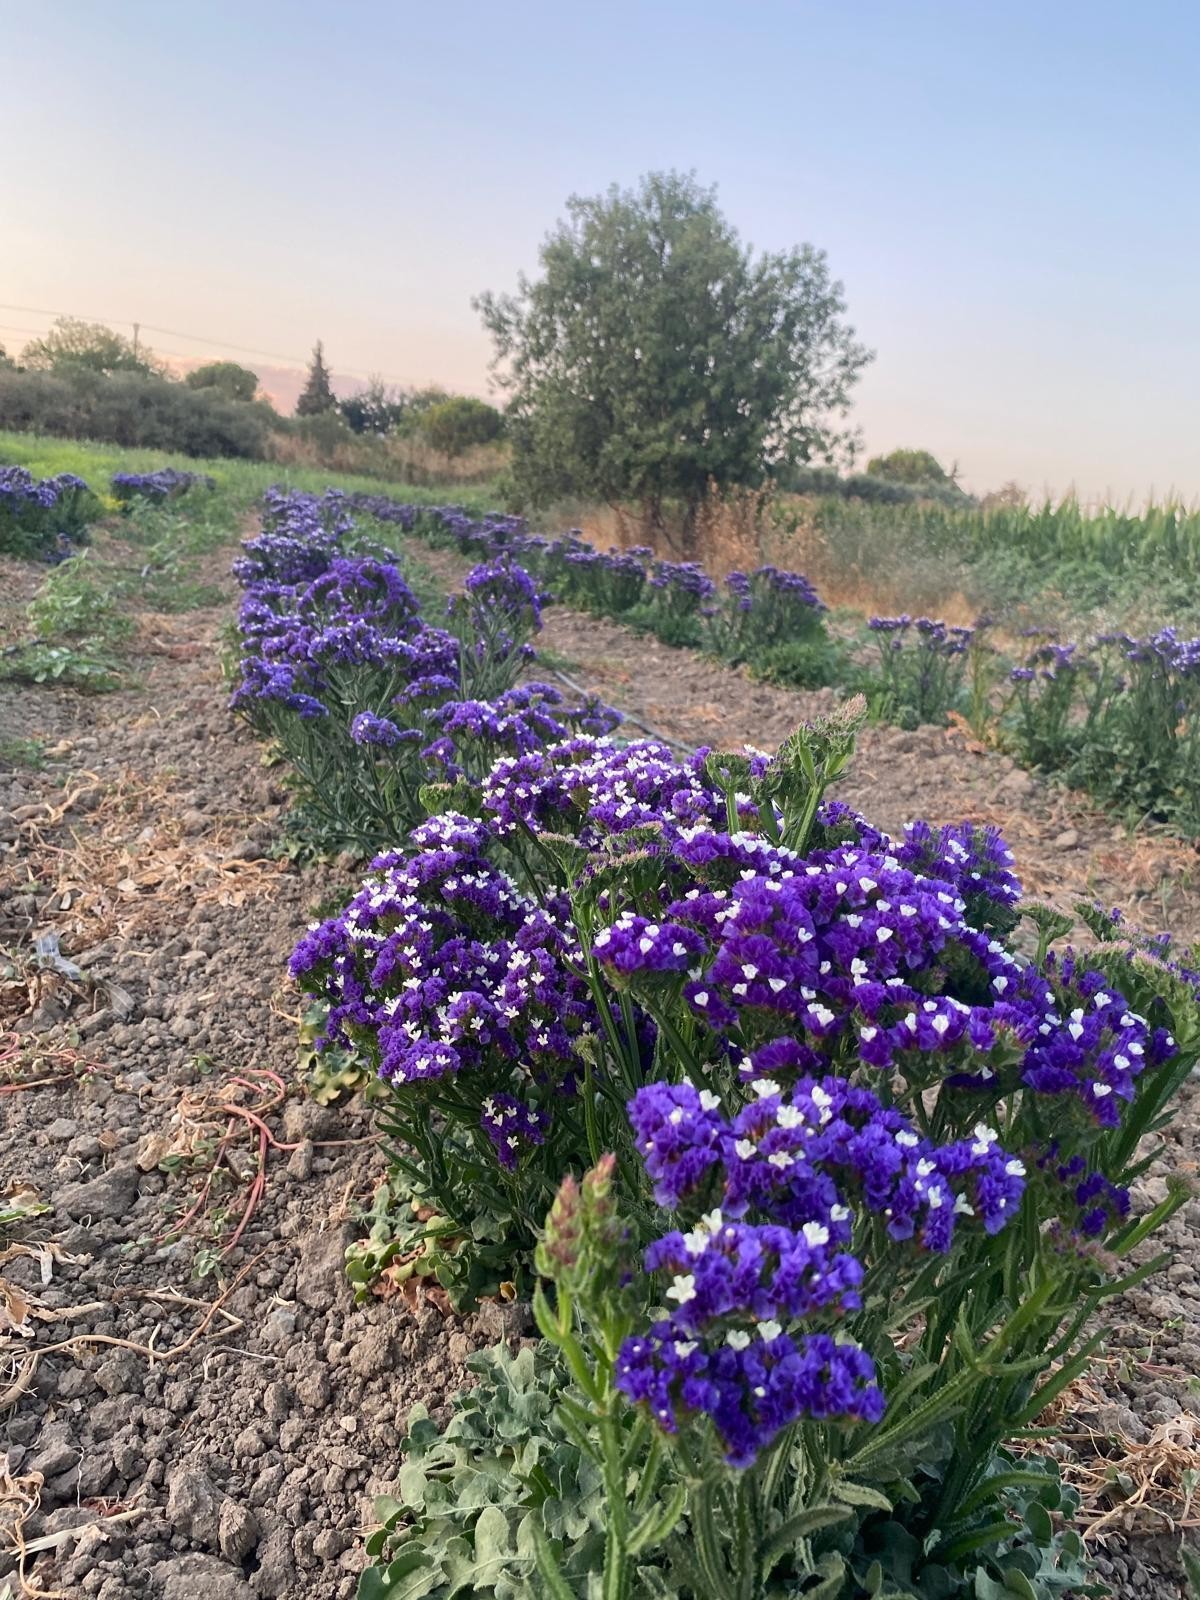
[419,395,504,457]
[0,367,270,458]
[864,614,978,728]
[1006,628,1200,832]
[184,361,259,401]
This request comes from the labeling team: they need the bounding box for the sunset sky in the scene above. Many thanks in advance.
[5,0,1198,501]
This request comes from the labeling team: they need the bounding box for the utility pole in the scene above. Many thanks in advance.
[132,322,139,360]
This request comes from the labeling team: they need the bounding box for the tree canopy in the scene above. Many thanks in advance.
[420,395,504,456]
[865,448,955,486]
[185,360,259,402]
[475,171,871,534]
[339,375,409,435]
[296,340,337,416]
[22,317,162,377]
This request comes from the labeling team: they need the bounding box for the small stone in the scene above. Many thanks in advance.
[155,1553,255,1600]
[262,1380,291,1422]
[1052,828,1080,849]
[286,1140,313,1181]
[28,1425,77,1480]
[166,1465,223,1548]
[294,1369,331,1410]
[94,1350,142,1397]
[45,1118,79,1142]
[348,1327,393,1379]
[338,1415,358,1434]
[57,1164,140,1222]
[312,1527,348,1560]
[262,1308,297,1349]
[234,1425,270,1460]
[218,1499,259,1562]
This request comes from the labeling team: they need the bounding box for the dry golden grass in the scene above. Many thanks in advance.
[562,484,986,624]
[265,430,507,488]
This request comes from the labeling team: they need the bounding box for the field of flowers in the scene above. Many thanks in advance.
[228,488,1200,1597]
[4,451,1200,1598]
[335,491,1200,840]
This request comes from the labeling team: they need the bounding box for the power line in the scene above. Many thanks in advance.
[0,302,436,389]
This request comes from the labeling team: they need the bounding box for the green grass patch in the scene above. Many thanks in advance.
[0,734,45,768]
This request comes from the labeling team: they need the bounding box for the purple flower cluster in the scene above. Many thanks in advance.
[626,1075,1025,1251]
[230,491,620,832]
[893,819,1021,929]
[616,1323,883,1467]
[111,468,215,504]
[289,811,595,1151]
[424,684,621,777]
[869,615,974,654]
[0,466,95,559]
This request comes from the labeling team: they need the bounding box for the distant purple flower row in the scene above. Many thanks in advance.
[111,468,215,504]
[344,492,828,663]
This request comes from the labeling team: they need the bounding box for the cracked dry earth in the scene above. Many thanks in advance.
[1,536,1199,1598]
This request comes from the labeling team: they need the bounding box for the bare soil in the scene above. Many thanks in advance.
[0,534,1197,1598]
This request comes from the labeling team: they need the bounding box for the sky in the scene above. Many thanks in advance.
[3,0,1199,501]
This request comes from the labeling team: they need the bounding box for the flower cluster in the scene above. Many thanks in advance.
[616,1322,884,1468]
[290,810,595,1159]
[111,468,215,504]
[0,466,96,560]
[230,489,619,846]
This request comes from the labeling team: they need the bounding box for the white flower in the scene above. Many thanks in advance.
[758,1320,783,1342]
[666,1274,697,1305]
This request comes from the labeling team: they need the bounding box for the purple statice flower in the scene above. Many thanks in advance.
[615,1324,884,1466]
[894,820,1021,928]
[1011,953,1175,1126]
[480,1092,550,1169]
[1038,1146,1131,1240]
[593,914,708,978]
[350,711,415,748]
[644,1216,865,1328]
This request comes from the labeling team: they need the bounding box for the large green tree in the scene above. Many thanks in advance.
[475,171,871,538]
[185,360,259,401]
[865,448,956,486]
[296,340,337,416]
[22,316,162,377]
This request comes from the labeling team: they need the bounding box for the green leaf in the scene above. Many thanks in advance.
[626,1483,687,1556]
[831,1480,893,1513]
[531,1522,578,1600]
[762,1504,854,1565]
[356,1547,438,1600]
